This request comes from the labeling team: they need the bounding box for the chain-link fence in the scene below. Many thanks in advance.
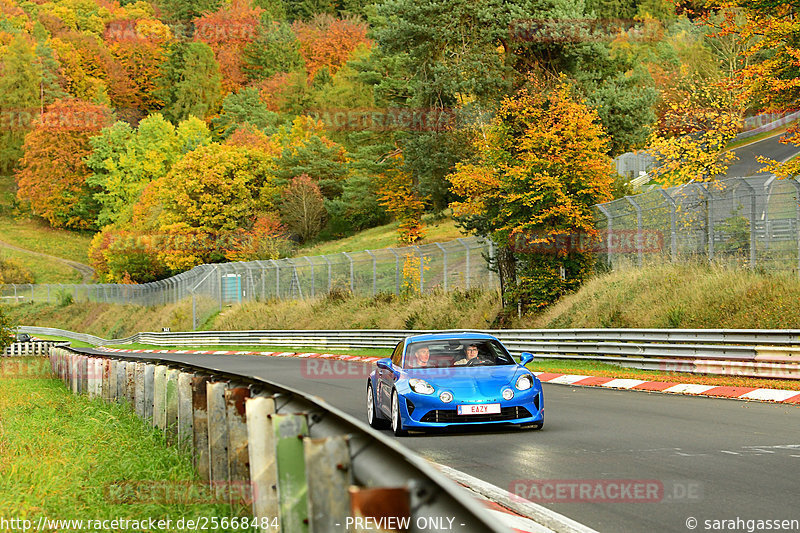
[2,175,799,319]
[0,237,497,316]
[594,176,800,272]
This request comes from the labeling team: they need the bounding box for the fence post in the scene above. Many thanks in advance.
[789,178,800,277]
[737,179,758,270]
[305,256,315,299]
[659,189,678,262]
[321,255,332,295]
[457,238,471,289]
[597,204,613,267]
[388,248,400,295]
[434,242,448,291]
[365,250,376,296]
[625,196,644,266]
[342,252,354,294]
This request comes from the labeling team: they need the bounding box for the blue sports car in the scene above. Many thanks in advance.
[366,333,544,435]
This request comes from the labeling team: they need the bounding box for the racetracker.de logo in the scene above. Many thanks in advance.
[510,479,663,503]
[510,229,664,255]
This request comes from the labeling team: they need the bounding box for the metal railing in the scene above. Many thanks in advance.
[46,346,539,533]
[24,326,800,380]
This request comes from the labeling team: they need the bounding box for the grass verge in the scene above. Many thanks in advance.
[0,246,82,283]
[0,215,94,264]
[0,358,234,530]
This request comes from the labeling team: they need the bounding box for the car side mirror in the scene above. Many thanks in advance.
[519,352,534,366]
[376,358,393,371]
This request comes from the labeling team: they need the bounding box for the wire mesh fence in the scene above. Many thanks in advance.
[2,175,799,316]
[594,176,800,272]
[0,236,498,312]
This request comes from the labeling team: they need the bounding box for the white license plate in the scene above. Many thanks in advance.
[457,403,501,415]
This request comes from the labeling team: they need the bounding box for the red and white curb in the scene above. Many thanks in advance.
[534,372,800,404]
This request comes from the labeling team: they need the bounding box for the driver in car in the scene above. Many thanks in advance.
[454,343,489,366]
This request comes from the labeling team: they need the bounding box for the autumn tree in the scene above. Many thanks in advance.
[448,77,614,311]
[242,20,304,82]
[647,78,740,186]
[86,114,211,225]
[292,14,370,81]
[193,0,263,93]
[16,99,113,229]
[0,34,40,172]
[279,173,326,242]
[155,41,222,123]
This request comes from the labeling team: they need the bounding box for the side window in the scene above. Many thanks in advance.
[391,342,404,366]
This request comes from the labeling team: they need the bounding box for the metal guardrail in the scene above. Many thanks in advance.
[2,340,69,356]
[23,326,800,380]
[46,346,528,533]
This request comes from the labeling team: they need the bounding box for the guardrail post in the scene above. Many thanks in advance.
[225,386,251,509]
[349,487,410,533]
[305,436,351,533]
[108,360,118,401]
[134,362,146,417]
[80,355,89,395]
[177,371,194,451]
[192,376,212,482]
[274,413,310,533]
[125,361,136,406]
[245,396,279,528]
[101,359,111,401]
[166,369,180,443]
[207,381,230,493]
[144,364,155,420]
[116,360,127,403]
[153,365,167,429]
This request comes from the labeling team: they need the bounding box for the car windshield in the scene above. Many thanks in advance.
[403,339,515,369]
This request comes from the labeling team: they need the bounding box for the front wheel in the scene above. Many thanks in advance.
[366,382,388,429]
[391,390,407,436]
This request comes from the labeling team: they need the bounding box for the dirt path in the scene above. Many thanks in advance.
[0,238,94,283]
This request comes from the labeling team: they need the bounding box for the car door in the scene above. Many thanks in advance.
[378,341,404,417]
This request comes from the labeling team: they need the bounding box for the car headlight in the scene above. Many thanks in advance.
[502,388,514,400]
[439,391,453,403]
[409,378,435,394]
[516,374,533,391]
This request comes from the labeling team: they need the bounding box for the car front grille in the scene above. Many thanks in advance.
[420,405,533,423]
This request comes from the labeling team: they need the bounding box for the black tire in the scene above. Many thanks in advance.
[366,382,388,429]
[391,390,407,436]
[520,415,544,431]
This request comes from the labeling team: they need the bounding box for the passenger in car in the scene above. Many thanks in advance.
[408,345,430,368]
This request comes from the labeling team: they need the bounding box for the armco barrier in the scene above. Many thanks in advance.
[2,340,69,356]
[23,326,800,379]
[46,346,522,533]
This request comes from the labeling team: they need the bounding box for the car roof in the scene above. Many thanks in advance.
[404,332,499,343]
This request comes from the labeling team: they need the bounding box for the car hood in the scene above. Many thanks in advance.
[405,366,529,396]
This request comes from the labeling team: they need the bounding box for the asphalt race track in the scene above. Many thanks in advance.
[80,351,800,533]
[727,134,800,178]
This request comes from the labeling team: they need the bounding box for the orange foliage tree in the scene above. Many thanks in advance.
[193,0,263,93]
[15,99,113,229]
[292,14,370,81]
[448,76,614,311]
